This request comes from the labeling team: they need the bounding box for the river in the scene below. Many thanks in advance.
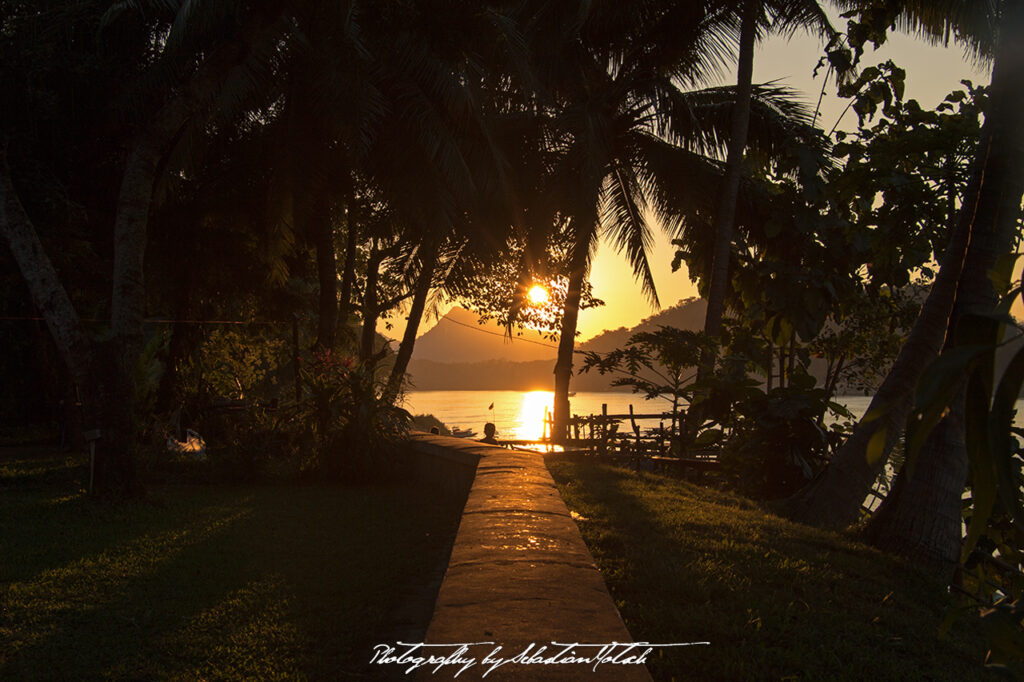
[402,390,876,439]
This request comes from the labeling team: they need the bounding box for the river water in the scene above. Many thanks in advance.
[402,390,875,439]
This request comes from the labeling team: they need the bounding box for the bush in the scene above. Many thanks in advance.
[304,349,410,481]
[719,377,851,499]
[410,414,450,435]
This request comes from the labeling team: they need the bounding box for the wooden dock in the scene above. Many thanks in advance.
[495,401,720,480]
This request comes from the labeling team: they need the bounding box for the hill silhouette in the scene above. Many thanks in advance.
[580,297,707,353]
[407,298,706,391]
[411,306,557,363]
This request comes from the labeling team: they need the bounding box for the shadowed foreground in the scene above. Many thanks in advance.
[0,450,461,680]
[548,460,992,681]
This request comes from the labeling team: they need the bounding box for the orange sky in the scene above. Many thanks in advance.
[386,22,993,343]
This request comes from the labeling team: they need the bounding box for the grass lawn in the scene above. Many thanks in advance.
[0,449,462,680]
[548,460,994,682]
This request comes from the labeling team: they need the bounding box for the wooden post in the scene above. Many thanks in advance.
[629,404,640,445]
[83,429,101,496]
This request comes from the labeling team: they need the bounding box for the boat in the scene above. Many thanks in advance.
[450,427,478,438]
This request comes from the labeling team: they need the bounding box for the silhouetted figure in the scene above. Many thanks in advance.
[480,422,498,445]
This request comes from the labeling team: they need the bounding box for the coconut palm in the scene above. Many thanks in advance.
[702,0,837,368]
[529,1,825,441]
[862,0,1024,578]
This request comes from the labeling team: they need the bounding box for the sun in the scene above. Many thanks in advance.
[527,284,549,306]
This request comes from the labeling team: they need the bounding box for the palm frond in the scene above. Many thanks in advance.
[601,162,659,307]
[831,0,997,62]
[659,82,826,160]
[767,0,837,40]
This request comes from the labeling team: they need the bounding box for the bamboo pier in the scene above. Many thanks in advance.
[497,402,720,480]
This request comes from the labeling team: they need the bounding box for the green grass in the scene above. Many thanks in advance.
[548,460,994,682]
[0,449,462,680]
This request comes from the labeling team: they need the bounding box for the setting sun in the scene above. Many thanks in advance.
[527,285,549,305]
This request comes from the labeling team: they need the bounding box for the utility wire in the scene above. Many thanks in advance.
[436,315,562,350]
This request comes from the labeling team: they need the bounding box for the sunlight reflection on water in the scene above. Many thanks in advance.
[405,390,671,440]
[405,391,1024,439]
[515,391,552,440]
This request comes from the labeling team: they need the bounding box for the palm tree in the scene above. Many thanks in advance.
[702,0,837,371]
[536,1,824,441]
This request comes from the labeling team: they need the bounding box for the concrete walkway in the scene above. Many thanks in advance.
[407,433,652,681]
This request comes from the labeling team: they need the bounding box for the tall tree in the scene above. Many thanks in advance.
[782,1,1017,547]
[863,0,1024,579]
[1,1,287,495]
[701,0,836,370]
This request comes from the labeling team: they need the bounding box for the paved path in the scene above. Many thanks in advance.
[407,433,652,681]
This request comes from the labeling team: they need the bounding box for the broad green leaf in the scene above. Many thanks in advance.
[962,374,997,563]
[954,313,1002,398]
[906,344,991,476]
[981,602,1024,665]
[860,404,888,424]
[990,344,1024,528]
[694,429,723,447]
[866,426,887,466]
[988,252,1021,294]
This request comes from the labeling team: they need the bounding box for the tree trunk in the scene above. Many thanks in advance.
[338,187,359,329]
[359,244,383,364]
[4,19,270,497]
[2,152,140,497]
[1,149,93,387]
[866,4,1024,580]
[312,191,338,350]
[782,0,1024,530]
[383,242,439,404]
[553,234,590,443]
[864,412,968,577]
[700,0,757,372]
[780,124,987,529]
[154,233,196,414]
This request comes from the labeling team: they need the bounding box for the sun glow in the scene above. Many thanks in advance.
[527,285,549,306]
[513,390,554,441]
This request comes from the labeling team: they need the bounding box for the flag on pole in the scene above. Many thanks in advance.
[488,402,494,410]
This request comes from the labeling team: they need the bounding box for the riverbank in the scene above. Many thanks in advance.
[548,459,992,680]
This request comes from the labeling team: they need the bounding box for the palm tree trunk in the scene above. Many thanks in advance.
[155,217,197,413]
[553,235,590,443]
[360,244,383,364]
[383,242,439,404]
[701,0,757,371]
[865,3,1024,579]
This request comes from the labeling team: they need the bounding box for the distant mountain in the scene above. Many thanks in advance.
[411,307,557,363]
[405,298,1024,397]
[406,298,706,391]
[579,297,706,353]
